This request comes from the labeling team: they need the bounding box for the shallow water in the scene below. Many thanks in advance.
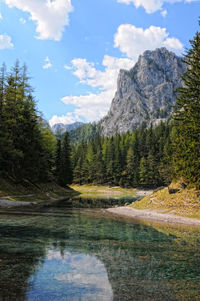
[0,198,200,301]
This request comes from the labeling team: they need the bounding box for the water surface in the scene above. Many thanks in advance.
[0,197,200,301]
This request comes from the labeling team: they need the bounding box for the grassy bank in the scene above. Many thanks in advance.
[70,184,138,199]
[130,183,200,219]
[0,177,77,204]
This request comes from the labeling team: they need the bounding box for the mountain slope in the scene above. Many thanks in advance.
[100,47,186,136]
[51,122,83,135]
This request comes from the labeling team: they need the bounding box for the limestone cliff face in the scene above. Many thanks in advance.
[100,47,186,136]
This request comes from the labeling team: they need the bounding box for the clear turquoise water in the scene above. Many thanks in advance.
[0,199,200,301]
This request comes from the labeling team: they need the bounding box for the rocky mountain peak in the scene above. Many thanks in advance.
[51,122,83,135]
[100,47,186,136]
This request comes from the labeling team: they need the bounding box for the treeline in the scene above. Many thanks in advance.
[72,23,200,189]
[71,122,173,188]
[0,62,72,186]
[69,123,100,144]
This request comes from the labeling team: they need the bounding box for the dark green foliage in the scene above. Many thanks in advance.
[69,123,100,144]
[58,132,73,186]
[0,62,56,183]
[72,122,173,188]
[55,139,62,180]
[173,22,200,187]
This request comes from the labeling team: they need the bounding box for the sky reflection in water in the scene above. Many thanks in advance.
[28,249,113,301]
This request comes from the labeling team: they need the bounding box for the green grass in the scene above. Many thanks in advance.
[70,184,137,199]
[130,184,200,219]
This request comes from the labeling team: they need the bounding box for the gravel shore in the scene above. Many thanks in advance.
[107,206,200,226]
[0,198,35,208]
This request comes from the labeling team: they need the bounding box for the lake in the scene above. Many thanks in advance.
[0,196,200,301]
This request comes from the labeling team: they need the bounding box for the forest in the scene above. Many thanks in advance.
[72,27,200,189]
[71,122,173,188]
[0,25,199,190]
[0,61,72,186]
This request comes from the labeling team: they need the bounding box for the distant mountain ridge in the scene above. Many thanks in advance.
[51,122,83,135]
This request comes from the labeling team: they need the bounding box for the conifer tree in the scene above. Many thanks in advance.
[94,147,105,184]
[126,147,135,186]
[0,61,57,182]
[59,132,73,186]
[55,138,62,182]
[73,157,83,184]
[0,63,6,173]
[0,63,6,119]
[139,157,148,186]
[2,61,22,176]
[173,21,200,187]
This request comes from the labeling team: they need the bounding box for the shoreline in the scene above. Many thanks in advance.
[106,206,200,226]
[0,198,36,208]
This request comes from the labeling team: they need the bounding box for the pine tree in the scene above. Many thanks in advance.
[113,134,122,185]
[106,137,115,185]
[126,146,135,186]
[0,62,57,182]
[173,21,200,187]
[55,138,62,182]
[86,143,96,182]
[1,61,23,177]
[0,63,7,174]
[0,63,6,120]
[73,157,83,184]
[94,147,105,184]
[59,132,73,186]
[132,131,140,186]
[139,157,148,186]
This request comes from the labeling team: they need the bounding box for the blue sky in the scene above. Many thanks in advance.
[0,0,199,126]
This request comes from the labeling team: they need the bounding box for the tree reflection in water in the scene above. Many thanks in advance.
[0,201,199,301]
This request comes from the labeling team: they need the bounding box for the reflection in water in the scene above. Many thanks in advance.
[0,199,200,301]
[53,195,139,208]
[28,250,113,301]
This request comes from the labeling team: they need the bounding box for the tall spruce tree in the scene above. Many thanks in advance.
[0,62,57,182]
[0,63,6,173]
[173,20,200,187]
[59,132,73,187]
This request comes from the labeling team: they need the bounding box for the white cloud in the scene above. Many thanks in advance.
[50,24,183,125]
[117,0,162,13]
[64,65,72,70]
[59,55,135,124]
[62,91,114,123]
[163,36,183,50]
[49,56,134,125]
[0,34,13,49]
[0,13,2,19]
[19,17,27,24]
[161,9,167,17]
[49,112,82,127]
[43,56,52,69]
[4,0,73,41]
[114,24,183,59]
[117,0,198,14]
[45,249,113,301]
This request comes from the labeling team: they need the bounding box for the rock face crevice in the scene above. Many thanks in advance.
[100,47,186,136]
